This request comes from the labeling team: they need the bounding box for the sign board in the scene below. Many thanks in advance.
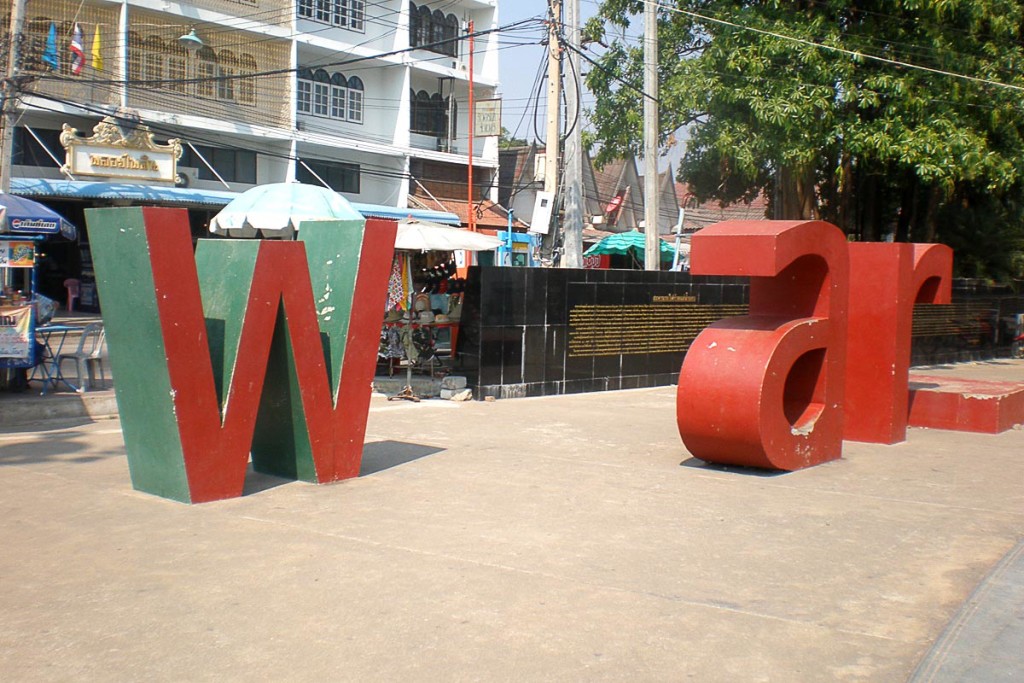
[529,191,555,235]
[0,242,35,268]
[0,305,32,359]
[474,99,501,137]
[66,145,178,182]
[61,115,182,183]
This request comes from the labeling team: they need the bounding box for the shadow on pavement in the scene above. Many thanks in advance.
[679,457,791,478]
[360,440,444,476]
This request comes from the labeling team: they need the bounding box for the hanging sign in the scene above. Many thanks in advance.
[474,99,502,137]
[0,305,33,359]
[0,242,36,267]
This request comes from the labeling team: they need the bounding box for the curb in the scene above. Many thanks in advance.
[0,391,119,429]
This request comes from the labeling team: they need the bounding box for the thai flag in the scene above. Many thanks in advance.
[69,23,85,75]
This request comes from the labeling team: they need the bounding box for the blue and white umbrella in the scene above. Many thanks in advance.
[0,192,77,240]
[208,182,364,239]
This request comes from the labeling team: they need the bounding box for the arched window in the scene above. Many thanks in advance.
[217,50,239,101]
[417,6,433,48]
[126,30,143,83]
[297,68,314,114]
[164,39,188,93]
[346,76,364,123]
[330,72,348,119]
[430,92,445,137]
[312,68,331,116]
[238,54,257,105]
[444,14,460,57]
[410,4,420,46]
[141,36,165,88]
[413,90,432,134]
[431,10,446,45]
[195,47,218,98]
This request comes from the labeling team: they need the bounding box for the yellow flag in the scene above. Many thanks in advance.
[91,25,103,71]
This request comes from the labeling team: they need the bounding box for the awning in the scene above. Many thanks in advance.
[10,178,462,226]
[12,177,237,206]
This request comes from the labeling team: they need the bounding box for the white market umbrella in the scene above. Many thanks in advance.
[209,182,363,239]
[395,218,503,252]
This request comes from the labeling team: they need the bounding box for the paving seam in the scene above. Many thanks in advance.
[237,513,922,645]
[907,539,1024,683]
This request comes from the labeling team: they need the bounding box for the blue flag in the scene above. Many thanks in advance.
[41,22,59,70]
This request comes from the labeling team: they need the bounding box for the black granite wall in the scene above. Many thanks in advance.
[457,267,1023,400]
[457,267,748,400]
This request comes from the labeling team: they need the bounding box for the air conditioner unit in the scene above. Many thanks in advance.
[176,167,200,187]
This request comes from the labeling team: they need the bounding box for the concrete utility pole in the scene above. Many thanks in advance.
[1,0,27,194]
[545,0,562,261]
[643,0,660,270]
[560,0,584,268]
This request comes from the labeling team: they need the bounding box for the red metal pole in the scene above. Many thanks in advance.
[467,20,475,232]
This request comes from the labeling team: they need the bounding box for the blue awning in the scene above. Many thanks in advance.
[10,178,462,226]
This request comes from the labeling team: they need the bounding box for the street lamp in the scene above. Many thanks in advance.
[178,28,203,51]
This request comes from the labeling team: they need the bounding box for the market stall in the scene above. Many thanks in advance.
[382,219,502,400]
[0,195,77,390]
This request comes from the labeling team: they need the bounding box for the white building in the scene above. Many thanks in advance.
[5,0,500,219]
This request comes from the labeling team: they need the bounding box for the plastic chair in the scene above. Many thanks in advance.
[56,323,106,392]
[63,278,80,312]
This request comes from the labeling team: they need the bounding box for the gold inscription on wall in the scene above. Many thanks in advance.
[568,303,749,357]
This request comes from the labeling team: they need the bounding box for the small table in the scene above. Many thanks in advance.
[30,324,82,394]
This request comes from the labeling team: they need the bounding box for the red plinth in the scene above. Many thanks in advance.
[908,375,1024,433]
[678,221,849,471]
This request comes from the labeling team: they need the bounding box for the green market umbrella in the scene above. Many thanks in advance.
[584,229,674,261]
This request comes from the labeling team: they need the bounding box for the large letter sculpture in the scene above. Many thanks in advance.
[844,243,952,443]
[87,207,395,503]
[677,221,849,471]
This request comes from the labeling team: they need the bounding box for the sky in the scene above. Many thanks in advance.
[494,0,683,175]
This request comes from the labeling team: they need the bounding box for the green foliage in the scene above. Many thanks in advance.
[499,127,529,149]
[584,0,1024,280]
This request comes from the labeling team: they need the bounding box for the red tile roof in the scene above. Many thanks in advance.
[409,193,528,230]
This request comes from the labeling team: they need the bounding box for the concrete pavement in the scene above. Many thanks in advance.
[0,362,1022,681]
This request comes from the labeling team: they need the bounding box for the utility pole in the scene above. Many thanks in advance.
[1,0,27,194]
[643,0,660,270]
[560,0,583,268]
[545,0,562,262]
[467,20,475,232]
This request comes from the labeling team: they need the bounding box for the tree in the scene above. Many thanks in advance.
[499,127,529,149]
[583,0,1024,280]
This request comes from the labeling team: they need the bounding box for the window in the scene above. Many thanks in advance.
[410,4,460,57]
[166,41,188,94]
[410,89,451,137]
[297,68,313,113]
[180,145,257,184]
[346,76,364,123]
[297,159,360,194]
[312,69,330,116]
[127,31,143,84]
[315,0,331,23]
[217,50,238,101]
[238,54,257,105]
[330,72,348,119]
[296,67,364,123]
[350,0,365,30]
[196,47,217,98]
[12,127,63,167]
[299,0,363,32]
[416,6,432,48]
